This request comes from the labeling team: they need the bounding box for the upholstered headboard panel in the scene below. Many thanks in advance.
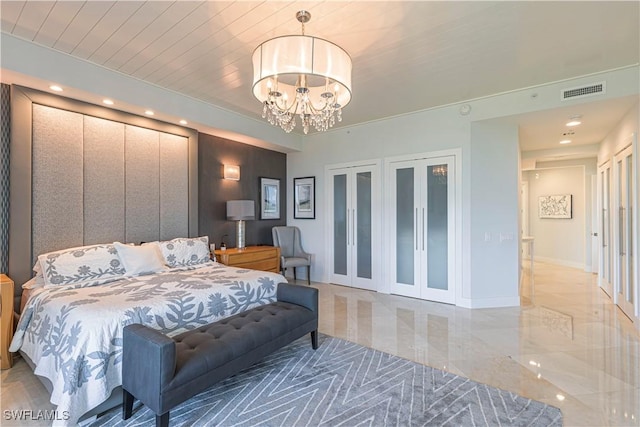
[9,85,198,311]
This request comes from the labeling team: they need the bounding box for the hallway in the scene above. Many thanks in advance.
[314,262,640,426]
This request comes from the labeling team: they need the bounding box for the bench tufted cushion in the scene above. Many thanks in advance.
[122,283,318,426]
[146,302,316,412]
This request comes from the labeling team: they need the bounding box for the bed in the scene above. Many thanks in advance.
[8,237,286,426]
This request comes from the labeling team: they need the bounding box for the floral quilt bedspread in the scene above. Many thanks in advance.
[10,261,285,425]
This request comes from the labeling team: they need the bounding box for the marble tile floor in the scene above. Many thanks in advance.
[306,263,639,427]
[1,262,638,426]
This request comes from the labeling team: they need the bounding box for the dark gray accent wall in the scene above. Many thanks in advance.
[0,84,9,273]
[199,133,286,248]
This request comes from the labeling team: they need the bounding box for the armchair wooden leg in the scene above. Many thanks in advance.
[293,267,297,281]
[307,266,310,285]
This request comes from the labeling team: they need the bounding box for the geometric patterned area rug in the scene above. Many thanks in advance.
[90,335,563,427]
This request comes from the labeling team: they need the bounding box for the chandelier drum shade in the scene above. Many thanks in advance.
[252,10,352,134]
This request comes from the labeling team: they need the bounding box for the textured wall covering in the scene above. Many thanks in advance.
[32,105,85,260]
[125,125,161,243]
[9,85,198,307]
[199,133,286,248]
[83,115,125,244]
[0,84,9,273]
[31,105,190,262]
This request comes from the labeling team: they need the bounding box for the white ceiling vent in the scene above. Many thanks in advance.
[561,82,606,101]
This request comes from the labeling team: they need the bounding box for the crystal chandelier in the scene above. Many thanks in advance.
[252,10,352,134]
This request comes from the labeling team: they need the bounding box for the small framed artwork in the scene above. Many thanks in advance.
[260,177,280,219]
[294,177,315,219]
[538,194,572,219]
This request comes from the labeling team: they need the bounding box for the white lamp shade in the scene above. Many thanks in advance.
[252,35,352,110]
[227,200,255,220]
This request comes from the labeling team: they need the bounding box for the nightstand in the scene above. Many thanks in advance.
[214,246,280,273]
[1,274,14,369]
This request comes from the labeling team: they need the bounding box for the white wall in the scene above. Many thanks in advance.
[525,159,597,269]
[288,67,638,308]
[598,102,639,163]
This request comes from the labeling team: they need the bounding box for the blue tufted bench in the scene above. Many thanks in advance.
[122,283,318,427]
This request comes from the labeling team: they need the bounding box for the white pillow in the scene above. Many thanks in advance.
[27,261,46,289]
[22,277,44,290]
[157,236,210,268]
[38,243,126,288]
[114,242,167,277]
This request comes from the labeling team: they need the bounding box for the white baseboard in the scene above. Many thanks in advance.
[456,296,520,309]
[534,256,584,270]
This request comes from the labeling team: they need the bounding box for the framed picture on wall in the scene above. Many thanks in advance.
[294,177,315,219]
[538,194,572,219]
[260,177,280,219]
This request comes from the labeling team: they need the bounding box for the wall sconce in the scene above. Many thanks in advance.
[224,164,240,180]
[227,200,255,249]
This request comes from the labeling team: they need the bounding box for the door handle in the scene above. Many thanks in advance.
[352,209,355,246]
[422,208,425,251]
[346,208,349,246]
[415,208,418,250]
[619,207,625,256]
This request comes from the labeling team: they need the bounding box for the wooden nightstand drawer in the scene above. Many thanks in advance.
[214,246,280,273]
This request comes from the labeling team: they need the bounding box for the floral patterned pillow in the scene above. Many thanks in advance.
[38,244,126,288]
[157,236,210,268]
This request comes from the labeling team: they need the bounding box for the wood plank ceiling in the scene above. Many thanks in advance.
[1,1,638,141]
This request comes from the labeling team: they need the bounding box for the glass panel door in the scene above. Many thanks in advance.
[389,156,455,303]
[327,162,381,291]
[396,167,416,287]
[426,164,448,290]
[331,173,349,285]
[615,146,634,319]
[598,162,613,296]
[355,171,372,280]
[422,157,455,304]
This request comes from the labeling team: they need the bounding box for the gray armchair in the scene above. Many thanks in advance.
[272,226,312,284]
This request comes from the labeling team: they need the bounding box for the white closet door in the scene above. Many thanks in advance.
[421,157,455,304]
[389,156,456,303]
[330,171,351,286]
[598,161,613,296]
[389,160,422,298]
[614,145,635,320]
[327,162,381,291]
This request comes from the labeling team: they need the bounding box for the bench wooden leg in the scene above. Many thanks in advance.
[122,390,134,420]
[311,330,318,350]
[156,412,169,427]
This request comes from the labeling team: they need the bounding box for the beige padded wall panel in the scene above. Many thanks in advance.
[125,125,160,243]
[32,104,84,259]
[160,133,189,240]
[84,116,126,245]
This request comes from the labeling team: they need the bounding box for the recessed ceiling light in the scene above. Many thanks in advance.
[145,110,154,116]
[103,99,114,105]
[556,394,565,401]
[566,115,582,127]
[49,85,63,92]
[559,140,572,144]
[179,119,188,125]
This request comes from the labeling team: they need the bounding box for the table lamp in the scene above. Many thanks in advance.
[226,200,255,249]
